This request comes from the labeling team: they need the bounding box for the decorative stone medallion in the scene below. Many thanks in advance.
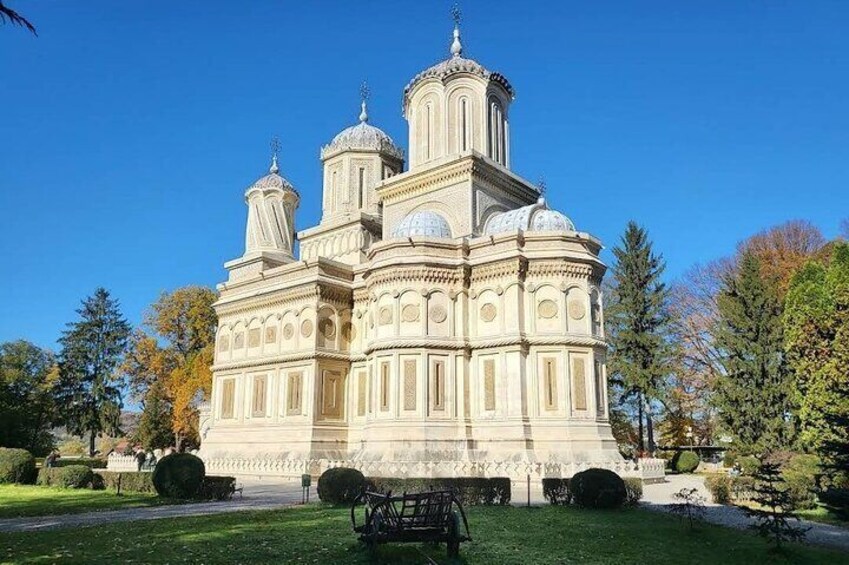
[319,318,336,340]
[401,304,420,322]
[568,300,586,320]
[378,306,393,326]
[233,332,245,349]
[265,326,277,344]
[538,299,558,319]
[480,303,497,323]
[300,319,313,338]
[248,328,261,347]
[429,304,448,323]
[283,323,294,340]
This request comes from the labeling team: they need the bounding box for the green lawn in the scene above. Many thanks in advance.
[3,504,847,564]
[0,485,171,519]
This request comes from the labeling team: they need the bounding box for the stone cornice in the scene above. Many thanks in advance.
[469,258,527,285]
[365,265,465,289]
[212,349,354,372]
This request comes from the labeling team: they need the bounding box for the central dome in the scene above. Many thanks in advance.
[403,55,514,112]
[321,121,403,160]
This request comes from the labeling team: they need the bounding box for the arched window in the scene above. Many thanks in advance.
[459,97,469,152]
[590,290,602,336]
[357,167,365,209]
[425,102,433,161]
[487,96,505,164]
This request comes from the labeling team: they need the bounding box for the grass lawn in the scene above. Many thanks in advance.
[3,504,847,564]
[0,485,173,519]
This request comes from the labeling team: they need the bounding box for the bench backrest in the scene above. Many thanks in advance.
[366,490,456,531]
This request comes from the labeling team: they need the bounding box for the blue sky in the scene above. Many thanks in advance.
[1,1,847,350]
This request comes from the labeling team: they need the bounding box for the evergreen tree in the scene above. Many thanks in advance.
[745,460,808,548]
[135,381,174,450]
[713,251,792,455]
[55,288,131,456]
[607,221,670,454]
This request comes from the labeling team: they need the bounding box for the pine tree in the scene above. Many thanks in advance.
[55,288,131,456]
[713,251,792,455]
[135,381,175,450]
[745,460,808,548]
[607,221,670,454]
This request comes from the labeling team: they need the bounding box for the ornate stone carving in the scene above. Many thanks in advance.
[233,332,245,349]
[483,359,496,411]
[538,299,558,319]
[378,306,393,326]
[217,335,230,352]
[404,360,417,411]
[283,323,294,340]
[300,319,313,338]
[401,304,420,322]
[320,318,336,340]
[573,357,587,411]
[429,304,448,323]
[568,300,586,320]
[342,322,355,343]
[480,303,497,323]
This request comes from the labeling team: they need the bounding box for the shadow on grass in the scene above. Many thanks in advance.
[3,504,846,564]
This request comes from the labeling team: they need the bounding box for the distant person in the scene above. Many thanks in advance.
[146,451,156,468]
[135,449,147,472]
[44,451,58,468]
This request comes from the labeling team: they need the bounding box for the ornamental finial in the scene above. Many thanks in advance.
[359,81,370,123]
[450,3,462,57]
[269,136,281,174]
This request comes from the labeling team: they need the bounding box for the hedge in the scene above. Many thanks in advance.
[623,477,643,506]
[197,476,237,501]
[52,458,108,469]
[36,465,94,488]
[94,471,156,493]
[542,478,571,505]
[366,477,511,506]
[0,448,37,484]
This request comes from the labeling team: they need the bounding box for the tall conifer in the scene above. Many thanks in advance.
[607,221,670,454]
[713,252,792,454]
[55,288,131,456]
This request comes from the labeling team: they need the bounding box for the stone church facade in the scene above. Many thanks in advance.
[197,23,663,483]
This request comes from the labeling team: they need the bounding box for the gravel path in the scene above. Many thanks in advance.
[0,479,316,533]
[641,474,849,552]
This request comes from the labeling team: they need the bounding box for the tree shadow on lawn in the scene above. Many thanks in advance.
[4,504,847,565]
[0,486,170,520]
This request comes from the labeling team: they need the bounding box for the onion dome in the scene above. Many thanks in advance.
[247,154,298,195]
[402,22,514,113]
[321,99,404,161]
[392,210,453,238]
[484,198,575,235]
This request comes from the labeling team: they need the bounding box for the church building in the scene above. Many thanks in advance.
[198,20,662,483]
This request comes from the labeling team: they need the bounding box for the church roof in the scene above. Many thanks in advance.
[321,100,404,161]
[402,25,514,112]
[248,156,298,196]
[483,198,575,235]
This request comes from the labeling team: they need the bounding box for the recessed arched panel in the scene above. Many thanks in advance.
[534,284,561,334]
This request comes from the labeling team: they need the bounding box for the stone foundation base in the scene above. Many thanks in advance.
[195,455,665,483]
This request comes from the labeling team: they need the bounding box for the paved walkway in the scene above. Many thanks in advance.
[641,474,849,552]
[0,478,316,533]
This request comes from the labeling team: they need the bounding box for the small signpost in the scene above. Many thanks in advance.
[301,474,311,504]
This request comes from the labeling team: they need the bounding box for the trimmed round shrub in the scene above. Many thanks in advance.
[672,451,700,474]
[569,468,627,509]
[151,453,205,499]
[0,448,36,484]
[317,467,365,505]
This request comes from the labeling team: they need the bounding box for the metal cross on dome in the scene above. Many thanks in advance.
[451,3,461,27]
[269,136,281,173]
[360,81,370,103]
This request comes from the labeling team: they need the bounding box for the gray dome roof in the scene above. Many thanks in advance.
[483,198,575,235]
[403,55,514,112]
[392,211,453,239]
[248,158,298,196]
[321,121,403,161]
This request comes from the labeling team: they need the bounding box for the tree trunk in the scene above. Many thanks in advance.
[89,430,96,457]
[645,400,656,456]
[637,394,645,454]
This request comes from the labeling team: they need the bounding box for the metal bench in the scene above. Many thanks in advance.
[351,490,471,557]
